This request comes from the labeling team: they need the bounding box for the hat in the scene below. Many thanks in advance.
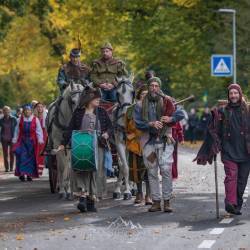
[79,87,101,107]
[23,104,32,110]
[147,77,162,87]
[136,84,148,100]
[228,83,242,101]
[70,48,81,57]
[31,100,38,107]
[135,80,145,90]
[101,42,113,51]
[145,70,155,80]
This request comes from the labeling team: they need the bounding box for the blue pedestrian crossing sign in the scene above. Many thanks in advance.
[211,55,233,77]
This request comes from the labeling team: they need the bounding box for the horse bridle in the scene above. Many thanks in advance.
[54,85,83,131]
[116,80,135,105]
[113,80,135,127]
[67,86,83,112]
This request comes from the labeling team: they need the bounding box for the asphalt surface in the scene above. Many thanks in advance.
[0,146,250,250]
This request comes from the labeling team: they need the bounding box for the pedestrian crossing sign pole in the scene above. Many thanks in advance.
[211,55,233,77]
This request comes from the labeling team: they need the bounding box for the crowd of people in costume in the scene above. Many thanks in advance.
[0,102,47,181]
[1,42,249,217]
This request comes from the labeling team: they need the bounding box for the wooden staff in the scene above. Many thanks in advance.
[214,155,220,219]
[155,92,195,105]
[174,95,195,105]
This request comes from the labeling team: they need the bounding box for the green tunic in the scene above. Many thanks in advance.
[90,57,128,87]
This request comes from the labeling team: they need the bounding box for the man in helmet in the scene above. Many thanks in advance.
[57,48,90,94]
[90,42,128,102]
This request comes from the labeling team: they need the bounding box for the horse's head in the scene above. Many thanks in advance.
[63,81,85,112]
[115,75,135,107]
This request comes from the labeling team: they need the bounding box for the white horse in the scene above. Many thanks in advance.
[46,82,85,198]
[112,76,135,200]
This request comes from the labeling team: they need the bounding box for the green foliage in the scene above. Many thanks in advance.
[0,0,249,109]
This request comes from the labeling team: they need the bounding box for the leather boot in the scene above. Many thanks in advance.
[164,200,173,213]
[134,193,143,204]
[19,176,25,182]
[145,195,153,205]
[87,197,97,212]
[148,200,161,212]
[77,196,87,212]
[225,203,241,215]
[27,176,33,181]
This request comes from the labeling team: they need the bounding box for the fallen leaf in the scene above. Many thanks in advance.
[16,235,24,240]
[127,230,133,235]
[64,217,70,221]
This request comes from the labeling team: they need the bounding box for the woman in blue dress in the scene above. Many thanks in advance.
[12,104,44,181]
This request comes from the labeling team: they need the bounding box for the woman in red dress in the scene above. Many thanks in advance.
[34,102,47,176]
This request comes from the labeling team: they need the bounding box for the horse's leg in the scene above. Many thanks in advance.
[112,134,123,199]
[96,147,107,199]
[56,150,71,196]
[113,157,123,199]
[115,133,131,200]
[53,129,71,199]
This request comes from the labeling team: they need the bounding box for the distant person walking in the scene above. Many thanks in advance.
[15,107,23,118]
[188,108,199,144]
[0,106,17,172]
[199,107,211,139]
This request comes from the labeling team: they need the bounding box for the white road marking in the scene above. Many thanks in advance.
[99,206,112,210]
[134,203,143,207]
[0,211,14,215]
[243,198,247,203]
[245,190,248,193]
[246,186,249,190]
[198,240,216,249]
[0,196,16,201]
[243,193,248,198]
[114,198,123,201]
[209,228,224,235]
[220,218,234,224]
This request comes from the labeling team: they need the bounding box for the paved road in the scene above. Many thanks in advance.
[0,146,249,250]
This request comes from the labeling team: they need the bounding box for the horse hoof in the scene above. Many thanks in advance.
[113,192,121,199]
[123,193,132,200]
[131,189,137,196]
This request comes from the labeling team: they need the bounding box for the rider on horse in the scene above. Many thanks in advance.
[57,48,90,94]
[90,42,128,102]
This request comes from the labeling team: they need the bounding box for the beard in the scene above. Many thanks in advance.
[229,97,240,103]
[148,91,161,102]
[150,92,157,98]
